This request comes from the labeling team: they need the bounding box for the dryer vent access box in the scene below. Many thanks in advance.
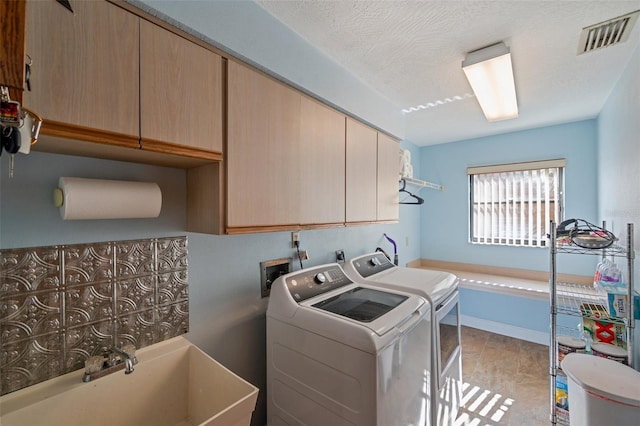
[260,258,292,297]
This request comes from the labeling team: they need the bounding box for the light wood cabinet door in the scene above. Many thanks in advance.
[345,117,378,222]
[24,0,139,146]
[227,60,301,230]
[377,133,400,221]
[1,0,26,102]
[299,96,346,225]
[140,20,223,159]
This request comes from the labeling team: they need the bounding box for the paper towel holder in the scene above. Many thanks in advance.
[53,177,162,220]
[53,188,64,207]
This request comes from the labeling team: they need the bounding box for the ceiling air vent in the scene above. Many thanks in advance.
[577,10,640,55]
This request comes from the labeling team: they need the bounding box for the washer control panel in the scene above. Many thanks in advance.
[285,265,353,302]
[351,253,395,278]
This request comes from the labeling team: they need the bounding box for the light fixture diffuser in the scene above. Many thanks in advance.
[462,42,518,122]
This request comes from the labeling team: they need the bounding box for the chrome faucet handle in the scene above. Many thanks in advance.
[121,343,137,358]
[84,356,105,375]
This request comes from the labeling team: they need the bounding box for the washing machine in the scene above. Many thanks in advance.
[267,263,432,426]
[343,252,462,426]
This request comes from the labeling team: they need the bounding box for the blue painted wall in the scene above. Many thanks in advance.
[597,43,640,366]
[417,120,600,337]
[418,119,599,275]
[0,145,422,426]
[460,289,549,332]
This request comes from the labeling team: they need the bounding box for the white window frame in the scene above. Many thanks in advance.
[468,159,565,247]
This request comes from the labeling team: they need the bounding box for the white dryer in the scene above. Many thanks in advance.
[267,263,432,426]
[343,253,462,426]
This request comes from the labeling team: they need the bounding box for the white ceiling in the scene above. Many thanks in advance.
[255,1,640,146]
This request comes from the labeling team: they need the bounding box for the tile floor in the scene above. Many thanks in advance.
[455,326,550,426]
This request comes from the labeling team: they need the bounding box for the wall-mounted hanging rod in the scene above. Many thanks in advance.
[402,177,445,192]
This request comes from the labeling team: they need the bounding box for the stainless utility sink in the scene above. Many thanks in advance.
[0,336,259,426]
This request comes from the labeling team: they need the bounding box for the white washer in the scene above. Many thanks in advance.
[267,263,432,426]
[343,252,462,426]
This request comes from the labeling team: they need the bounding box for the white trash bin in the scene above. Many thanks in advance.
[561,353,640,425]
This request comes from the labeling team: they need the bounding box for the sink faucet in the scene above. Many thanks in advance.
[111,346,135,374]
[82,344,138,382]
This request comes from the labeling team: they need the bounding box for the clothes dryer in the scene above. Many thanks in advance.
[344,252,462,426]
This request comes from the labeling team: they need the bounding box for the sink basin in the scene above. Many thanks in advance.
[0,337,259,426]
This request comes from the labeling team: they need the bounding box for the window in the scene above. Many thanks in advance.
[468,159,565,247]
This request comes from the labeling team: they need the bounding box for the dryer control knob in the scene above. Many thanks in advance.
[314,272,326,284]
[369,257,381,266]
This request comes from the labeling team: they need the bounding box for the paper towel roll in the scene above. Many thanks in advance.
[55,177,162,220]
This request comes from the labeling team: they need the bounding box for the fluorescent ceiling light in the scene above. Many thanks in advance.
[462,42,518,122]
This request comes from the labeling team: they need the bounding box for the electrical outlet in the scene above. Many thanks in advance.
[291,231,300,248]
[297,250,309,261]
[336,249,345,263]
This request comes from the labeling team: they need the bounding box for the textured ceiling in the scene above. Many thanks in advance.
[255,0,640,146]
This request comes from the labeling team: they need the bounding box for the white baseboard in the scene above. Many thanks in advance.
[461,314,549,346]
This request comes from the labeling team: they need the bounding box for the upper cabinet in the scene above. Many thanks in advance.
[227,60,302,230]
[226,61,349,232]
[299,96,346,226]
[345,117,378,223]
[22,0,223,164]
[377,132,400,221]
[24,0,140,148]
[345,118,400,223]
[0,0,26,103]
[140,20,223,160]
[12,0,398,234]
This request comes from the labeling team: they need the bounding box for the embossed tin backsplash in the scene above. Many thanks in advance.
[0,236,189,395]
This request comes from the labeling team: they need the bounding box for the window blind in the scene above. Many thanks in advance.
[469,160,565,246]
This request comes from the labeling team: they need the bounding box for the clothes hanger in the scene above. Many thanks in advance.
[399,178,424,205]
